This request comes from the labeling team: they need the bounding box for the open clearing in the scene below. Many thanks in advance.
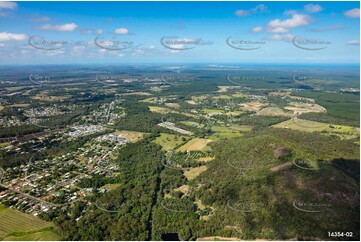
[100,183,121,191]
[7,103,31,108]
[165,103,180,109]
[149,106,175,114]
[177,138,212,152]
[284,102,326,115]
[174,185,190,194]
[256,107,291,117]
[210,132,244,140]
[185,100,197,105]
[184,166,208,180]
[115,130,145,142]
[240,102,267,112]
[202,109,225,115]
[210,124,250,140]
[0,205,60,240]
[198,156,214,162]
[153,133,188,150]
[273,118,356,134]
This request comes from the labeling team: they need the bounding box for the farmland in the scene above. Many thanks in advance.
[153,133,189,150]
[0,205,60,241]
[177,138,212,152]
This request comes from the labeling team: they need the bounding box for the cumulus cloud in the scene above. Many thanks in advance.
[309,24,344,32]
[304,4,323,13]
[235,4,268,17]
[263,33,295,42]
[267,13,312,33]
[0,32,28,41]
[344,8,360,18]
[346,40,360,45]
[0,2,17,9]
[37,23,78,31]
[114,28,129,35]
[251,26,263,33]
[31,16,50,22]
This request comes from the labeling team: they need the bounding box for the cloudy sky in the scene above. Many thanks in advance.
[0,1,359,64]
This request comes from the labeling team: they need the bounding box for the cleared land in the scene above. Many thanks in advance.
[115,130,145,142]
[177,138,212,152]
[149,106,175,114]
[0,205,60,241]
[273,118,356,134]
[210,124,250,140]
[153,133,188,150]
[284,102,326,115]
[240,102,267,112]
[256,107,291,117]
[184,166,208,180]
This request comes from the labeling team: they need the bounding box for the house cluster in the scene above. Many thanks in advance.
[67,124,106,138]
[0,134,123,218]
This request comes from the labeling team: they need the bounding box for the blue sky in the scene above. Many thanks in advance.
[0,1,359,64]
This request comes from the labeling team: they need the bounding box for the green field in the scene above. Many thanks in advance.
[202,109,225,114]
[0,205,61,241]
[153,133,188,150]
[273,118,356,135]
[209,132,244,140]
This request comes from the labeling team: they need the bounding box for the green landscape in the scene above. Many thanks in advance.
[0,63,359,241]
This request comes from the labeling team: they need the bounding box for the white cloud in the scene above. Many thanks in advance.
[344,8,360,18]
[31,16,50,22]
[251,26,263,33]
[304,4,323,13]
[114,28,129,35]
[264,34,295,42]
[346,40,360,46]
[0,32,28,41]
[268,27,288,33]
[267,13,312,33]
[37,23,78,32]
[0,2,17,9]
[235,4,268,17]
